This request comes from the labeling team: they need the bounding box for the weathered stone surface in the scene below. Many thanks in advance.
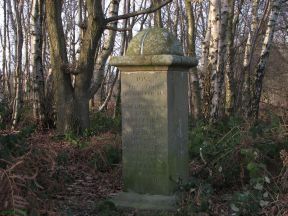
[126,28,183,56]
[120,68,189,196]
[122,70,169,194]
[110,55,198,67]
[109,28,197,210]
[112,192,177,210]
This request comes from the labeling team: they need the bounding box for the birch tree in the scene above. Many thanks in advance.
[242,0,260,116]
[1,0,8,97]
[31,0,46,125]
[251,0,284,120]
[12,0,24,128]
[224,0,243,115]
[208,0,222,122]
[89,0,120,99]
[214,0,229,118]
[199,2,212,120]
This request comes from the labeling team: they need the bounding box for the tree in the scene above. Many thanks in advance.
[12,0,24,128]
[152,0,163,27]
[251,0,284,120]
[184,0,201,119]
[45,0,172,134]
[242,0,260,117]
[89,0,120,99]
[1,0,8,97]
[31,0,46,125]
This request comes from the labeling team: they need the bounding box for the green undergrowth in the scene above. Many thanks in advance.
[56,138,121,173]
[56,112,121,147]
[0,126,35,168]
[53,111,120,144]
[0,99,11,129]
[180,113,288,215]
[88,112,121,136]
[88,143,122,171]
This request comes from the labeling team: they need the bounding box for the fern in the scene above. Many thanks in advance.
[0,169,28,216]
[0,171,10,210]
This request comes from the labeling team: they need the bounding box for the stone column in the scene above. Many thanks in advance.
[110,28,197,210]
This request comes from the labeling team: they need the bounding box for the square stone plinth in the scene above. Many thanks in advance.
[120,66,189,197]
[112,192,177,210]
[109,27,197,211]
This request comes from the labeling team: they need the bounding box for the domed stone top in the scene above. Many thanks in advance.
[126,28,184,56]
[109,28,198,67]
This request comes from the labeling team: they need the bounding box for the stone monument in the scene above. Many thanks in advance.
[109,28,197,210]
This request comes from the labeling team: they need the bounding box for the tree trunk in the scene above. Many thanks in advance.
[24,21,31,101]
[224,0,236,115]
[6,1,16,34]
[215,0,229,119]
[74,0,105,131]
[12,0,24,128]
[251,0,283,120]
[46,0,172,133]
[173,0,179,37]
[6,12,12,100]
[152,0,163,27]
[46,0,105,133]
[89,0,120,99]
[208,0,221,122]
[184,0,201,119]
[114,0,129,118]
[1,0,8,97]
[31,0,46,125]
[98,69,119,112]
[199,4,212,120]
[46,1,75,134]
[242,0,259,116]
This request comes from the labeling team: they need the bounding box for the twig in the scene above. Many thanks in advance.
[0,159,13,165]
[7,160,24,172]
[105,25,132,31]
[105,0,172,23]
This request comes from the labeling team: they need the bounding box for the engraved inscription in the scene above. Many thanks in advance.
[122,72,168,183]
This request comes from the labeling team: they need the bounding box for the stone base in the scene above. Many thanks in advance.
[111,192,177,210]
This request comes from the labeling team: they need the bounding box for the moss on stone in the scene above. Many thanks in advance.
[126,28,183,56]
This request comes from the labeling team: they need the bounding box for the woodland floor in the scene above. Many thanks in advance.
[1,130,177,216]
[27,132,124,216]
[1,108,288,215]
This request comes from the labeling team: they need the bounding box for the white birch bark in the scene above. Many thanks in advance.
[242,0,259,116]
[251,0,283,120]
[224,0,235,115]
[89,0,120,99]
[12,0,24,128]
[98,69,119,112]
[214,0,229,119]
[6,0,16,35]
[1,0,8,97]
[199,4,212,119]
[31,0,46,125]
[5,0,15,99]
[208,0,221,121]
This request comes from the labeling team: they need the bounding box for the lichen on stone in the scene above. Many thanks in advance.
[126,28,184,56]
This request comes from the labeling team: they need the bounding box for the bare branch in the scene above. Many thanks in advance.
[105,25,132,31]
[105,0,172,23]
